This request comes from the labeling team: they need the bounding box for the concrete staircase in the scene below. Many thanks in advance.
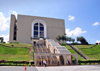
[33,43,58,66]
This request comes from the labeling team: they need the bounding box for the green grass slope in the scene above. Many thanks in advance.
[75,45,100,60]
[61,44,85,61]
[1,43,31,48]
[0,44,30,61]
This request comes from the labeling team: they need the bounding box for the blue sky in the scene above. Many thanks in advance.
[0,0,100,44]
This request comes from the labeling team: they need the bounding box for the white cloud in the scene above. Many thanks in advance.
[0,34,9,43]
[0,11,18,31]
[96,40,100,43]
[68,15,75,21]
[65,27,87,36]
[12,11,18,17]
[92,22,100,26]
[0,12,9,31]
[9,10,18,18]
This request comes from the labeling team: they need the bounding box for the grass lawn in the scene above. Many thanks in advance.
[61,44,85,61]
[75,45,100,60]
[1,43,31,48]
[0,44,31,61]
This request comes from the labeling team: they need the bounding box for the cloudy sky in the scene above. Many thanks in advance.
[0,0,100,44]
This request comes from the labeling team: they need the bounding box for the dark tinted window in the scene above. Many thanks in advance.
[40,27,44,31]
[40,23,43,27]
[34,26,38,30]
[34,23,38,26]
[40,32,44,38]
[34,31,38,38]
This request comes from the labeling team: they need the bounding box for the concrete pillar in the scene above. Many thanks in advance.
[58,56,61,65]
[50,55,52,65]
[75,55,78,64]
[34,55,37,65]
[63,55,67,65]
[70,55,72,64]
[72,54,78,64]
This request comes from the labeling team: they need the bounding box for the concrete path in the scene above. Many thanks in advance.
[0,65,100,71]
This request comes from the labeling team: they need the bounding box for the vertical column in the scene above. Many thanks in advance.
[63,54,67,65]
[74,54,78,64]
[70,55,72,64]
[59,56,61,65]
[34,55,37,65]
[50,55,52,65]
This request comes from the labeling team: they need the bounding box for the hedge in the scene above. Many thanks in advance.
[78,60,100,65]
[0,60,34,66]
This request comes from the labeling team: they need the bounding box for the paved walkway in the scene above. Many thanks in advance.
[0,65,100,71]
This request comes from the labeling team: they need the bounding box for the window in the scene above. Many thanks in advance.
[34,23,44,38]
[40,23,44,38]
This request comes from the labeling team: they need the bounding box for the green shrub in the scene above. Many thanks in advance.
[96,43,98,45]
[10,42,19,44]
[78,60,100,65]
[2,42,6,44]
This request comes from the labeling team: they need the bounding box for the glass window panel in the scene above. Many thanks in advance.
[34,26,38,30]
[34,31,38,35]
[34,31,38,38]
[34,23,38,26]
[40,32,44,38]
[40,23,43,27]
[40,27,44,31]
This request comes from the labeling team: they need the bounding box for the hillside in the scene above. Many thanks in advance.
[75,45,100,60]
[0,44,31,61]
[61,44,85,61]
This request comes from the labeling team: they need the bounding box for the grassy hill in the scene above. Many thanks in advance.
[61,44,85,61]
[61,44,100,60]
[75,45,100,60]
[1,43,31,48]
[0,43,31,61]
[1,43,100,61]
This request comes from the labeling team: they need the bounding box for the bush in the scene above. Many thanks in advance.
[2,42,6,44]
[96,43,98,45]
[10,42,19,44]
[78,60,100,65]
[0,60,31,66]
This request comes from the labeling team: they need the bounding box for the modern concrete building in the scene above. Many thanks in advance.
[9,14,65,44]
[9,14,78,66]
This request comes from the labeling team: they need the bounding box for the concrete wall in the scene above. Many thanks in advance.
[9,15,16,42]
[10,14,65,44]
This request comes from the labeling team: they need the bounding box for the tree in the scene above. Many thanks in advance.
[0,37,4,43]
[71,38,75,43]
[77,37,80,41]
[66,36,69,43]
[68,37,72,42]
[61,35,66,43]
[76,36,88,44]
[56,35,61,43]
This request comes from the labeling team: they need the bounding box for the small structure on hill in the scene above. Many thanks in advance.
[0,37,3,43]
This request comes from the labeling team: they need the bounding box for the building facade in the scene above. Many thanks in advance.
[9,14,78,66]
[9,14,65,44]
